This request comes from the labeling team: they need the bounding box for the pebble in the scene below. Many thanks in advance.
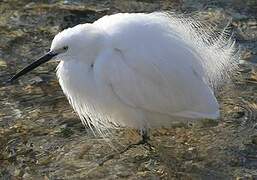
[0,59,7,67]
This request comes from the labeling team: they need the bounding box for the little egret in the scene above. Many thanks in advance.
[10,12,238,138]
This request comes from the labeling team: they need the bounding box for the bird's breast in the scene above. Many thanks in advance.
[56,60,99,103]
[56,59,142,129]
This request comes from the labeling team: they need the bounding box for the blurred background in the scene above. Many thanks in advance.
[0,0,256,179]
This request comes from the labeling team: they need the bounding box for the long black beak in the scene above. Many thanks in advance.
[9,51,58,82]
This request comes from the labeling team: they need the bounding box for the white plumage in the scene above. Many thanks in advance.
[50,12,238,134]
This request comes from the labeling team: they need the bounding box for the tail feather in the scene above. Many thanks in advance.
[154,12,240,89]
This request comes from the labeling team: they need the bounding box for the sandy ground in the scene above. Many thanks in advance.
[0,0,257,179]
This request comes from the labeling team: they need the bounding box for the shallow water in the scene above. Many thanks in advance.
[0,0,257,179]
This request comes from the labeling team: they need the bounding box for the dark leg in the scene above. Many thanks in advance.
[98,129,153,166]
[141,129,149,143]
[137,129,153,150]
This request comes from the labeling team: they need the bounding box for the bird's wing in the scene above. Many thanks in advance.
[96,42,219,120]
[94,14,219,119]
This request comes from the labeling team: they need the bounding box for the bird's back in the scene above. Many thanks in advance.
[94,12,238,88]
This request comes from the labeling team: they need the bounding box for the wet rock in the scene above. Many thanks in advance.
[233,111,246,119]
[57,124,74,138]
[22,172,32,179]
[251,134,257,145]
[14,168,23,177]
[236,175,256,180]
[0,169,12,180]
[0,58,7,67]
[28,76,43,84]
[233,13,248,21]
[193,119,219,128]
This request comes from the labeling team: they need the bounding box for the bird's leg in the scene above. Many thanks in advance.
[137,129,153,150]
[98,129,153,166]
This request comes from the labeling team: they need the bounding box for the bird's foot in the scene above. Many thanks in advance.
[98,130,153,166]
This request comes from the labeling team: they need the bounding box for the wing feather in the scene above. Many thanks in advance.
[94,12,223,120]
[102,45,219,119]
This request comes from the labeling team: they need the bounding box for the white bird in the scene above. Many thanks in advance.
[10,12,238,138]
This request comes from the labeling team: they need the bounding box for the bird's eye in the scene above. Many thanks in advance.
[63,46,68,50]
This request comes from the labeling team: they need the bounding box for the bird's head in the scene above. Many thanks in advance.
[9,23,105,82]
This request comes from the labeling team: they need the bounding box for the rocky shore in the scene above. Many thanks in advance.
[0,0,256,179]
